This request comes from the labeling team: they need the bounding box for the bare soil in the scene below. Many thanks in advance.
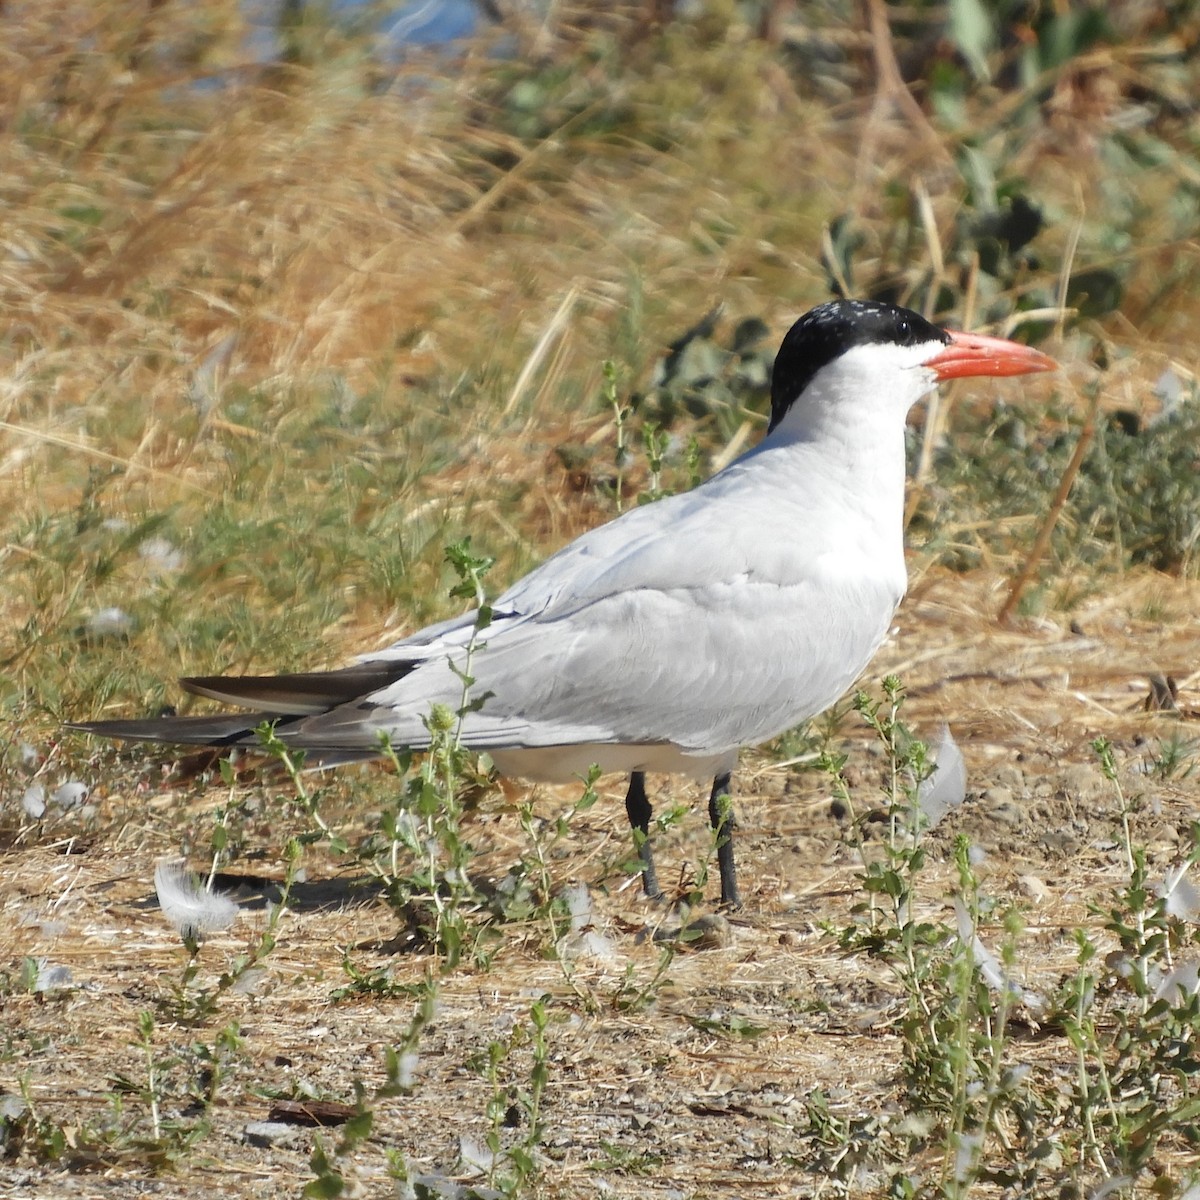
[4,566,1199,1198]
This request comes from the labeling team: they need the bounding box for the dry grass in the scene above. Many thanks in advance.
[4,2,1200,1196]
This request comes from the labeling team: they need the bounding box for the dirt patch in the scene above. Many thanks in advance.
[4,567,1199,1196]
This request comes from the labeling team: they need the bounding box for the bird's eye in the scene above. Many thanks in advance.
[897,318,911,342]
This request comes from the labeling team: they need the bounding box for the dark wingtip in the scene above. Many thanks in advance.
[66,714,268,747]
[179,664,414,713]
[68,712,388,767]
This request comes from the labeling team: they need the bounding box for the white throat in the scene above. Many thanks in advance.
[770,339,943,442]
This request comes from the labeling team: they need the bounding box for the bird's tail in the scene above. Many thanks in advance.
[70,711,290,747]
[69,710,385,767]
[69,661,417,766]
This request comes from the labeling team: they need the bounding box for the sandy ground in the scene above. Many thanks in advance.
[3,567,1199,1198]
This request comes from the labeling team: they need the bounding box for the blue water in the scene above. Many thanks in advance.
[241,0,485,64]
[376,0,483,50]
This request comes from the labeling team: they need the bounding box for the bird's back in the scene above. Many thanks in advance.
[337,431,909,775]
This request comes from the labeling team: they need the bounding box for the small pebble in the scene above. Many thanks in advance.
[1017,874,1049,903]
[1061,764,1105,800]
[654,912,733,951]
[243,1121,305,1149]
[680,913,733,951]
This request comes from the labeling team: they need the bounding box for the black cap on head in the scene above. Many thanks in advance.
[768,300,949,432]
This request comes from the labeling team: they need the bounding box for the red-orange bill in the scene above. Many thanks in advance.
[926,331,1057,381]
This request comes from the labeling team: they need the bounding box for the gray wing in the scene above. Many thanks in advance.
[75,458,903,762]
[310,477,903,756]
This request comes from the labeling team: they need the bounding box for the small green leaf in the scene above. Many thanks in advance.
[948,0,995,80]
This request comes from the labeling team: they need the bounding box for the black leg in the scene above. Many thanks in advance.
[708,771,740,909]
[624,771,662,900]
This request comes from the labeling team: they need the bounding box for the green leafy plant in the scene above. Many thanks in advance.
[929,394,1200,582]
[810,717,1200,1195]
[1050,741,1200,1181]
[465,996,552,1197]
[817,680,1042,1192]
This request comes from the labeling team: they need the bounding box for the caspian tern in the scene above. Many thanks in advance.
[73,300,1055,908]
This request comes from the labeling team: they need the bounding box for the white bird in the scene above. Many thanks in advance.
[74,300,1055,907]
